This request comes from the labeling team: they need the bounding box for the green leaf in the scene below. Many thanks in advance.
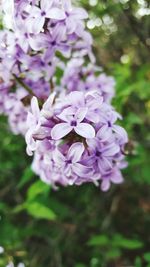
[134,257,142,267]
[144,253,150,262]
[112,235,143,250]
[18,167,34,189]
[106,248,121,260]
[25,202,56,220]
[12,203,26,214]
[0,202,8,211]
[27,180,50,201]
[88,235,109,246]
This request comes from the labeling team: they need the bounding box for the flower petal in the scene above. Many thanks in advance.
[101,179,110,192]
[73,163,91,177]
[28,34,47,50]
[110,170,124,184]
[57,107,74,122]
[67,91,85,106]
[46,8,66,20]
[97,125,112,141]
[25,129,37,156]
[52,24,66,42]
[72,8,88,20]
[53,149,65,166]
[98,157,112,173]
[51,123,72,140]
[86,138,97,151]
[113,125,128,144]
[75,107,88,122]
[75,123,95,138]
[66,17,76,34]
[86,110,100,123]
[102,143,120,157]
[68,142,84,163]
[26,16,45,34]
[41,0,53,11]
[31,97,40,119]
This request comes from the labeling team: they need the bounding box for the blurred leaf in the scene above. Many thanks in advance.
[88,235,109,246]
[144,253,150,262]
[134,256,142,267]
[18,167,34,189]
[112,235,144,250]
[0,219,21,246]
[27,180,51,201]
[125,113,142,126]
[106,248,121,260]
[25,202,56,220]
[0,202,8,211]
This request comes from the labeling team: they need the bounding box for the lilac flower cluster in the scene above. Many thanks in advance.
[1,0,93,82]
[0,0,93,131]
[26,86,128,191]
[0,0,128,191]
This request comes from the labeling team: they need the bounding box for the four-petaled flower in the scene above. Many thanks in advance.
[100,168,124,191]
[53,142,91,182]
[86,138,120,173]
[51,107,95,140]
[26,0,66,34]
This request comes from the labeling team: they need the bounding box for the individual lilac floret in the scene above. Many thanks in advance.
[25,0,66,34]
[51,107,95,140]
[53,142,91,184]
[100,169,124,192]
[62,0,88,34]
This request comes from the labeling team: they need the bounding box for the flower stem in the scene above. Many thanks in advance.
[50,79,54,93]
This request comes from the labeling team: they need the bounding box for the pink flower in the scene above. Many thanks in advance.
[51,107,95,140]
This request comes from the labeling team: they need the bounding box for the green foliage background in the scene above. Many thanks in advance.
[0,0,150,266]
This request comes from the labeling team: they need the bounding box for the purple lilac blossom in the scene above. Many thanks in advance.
[0,0,128,191]
[62,58,115,103]
[25,88,128,191]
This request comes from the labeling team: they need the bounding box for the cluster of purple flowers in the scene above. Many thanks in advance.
[0,0,128,191]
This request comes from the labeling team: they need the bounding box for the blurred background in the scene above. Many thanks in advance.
[0,0,150,266]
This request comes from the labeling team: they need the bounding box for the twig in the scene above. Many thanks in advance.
[50,79,54,93]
